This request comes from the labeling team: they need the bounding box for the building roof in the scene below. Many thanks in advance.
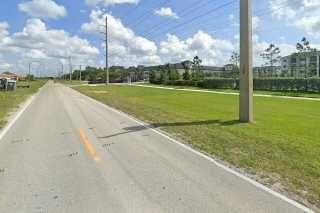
[1,71,18,76]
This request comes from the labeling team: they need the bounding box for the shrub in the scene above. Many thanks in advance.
[163,78,320,92]
[200,79,238,89]
[165,80,195,87]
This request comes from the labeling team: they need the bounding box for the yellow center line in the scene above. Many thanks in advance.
[78,128,101,162]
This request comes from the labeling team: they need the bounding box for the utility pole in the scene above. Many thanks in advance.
[239,0,253,122]
[28,62,31,81]
[79,65,82,82]
[68,56,72,81]
[61,63,64,80]
[105,16,109,85]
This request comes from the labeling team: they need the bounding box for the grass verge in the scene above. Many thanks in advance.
[74,84,320,209]
[0,80,46,129]
[140,83,320,99]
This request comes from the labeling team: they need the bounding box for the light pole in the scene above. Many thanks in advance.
[239,0,253,122]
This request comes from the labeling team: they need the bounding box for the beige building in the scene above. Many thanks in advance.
[281,51,320,77]
[0,71,21,81]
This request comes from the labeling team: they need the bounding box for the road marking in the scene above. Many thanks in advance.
[75,88,313,213]
[131,84,320,102]
[78,128,101,162]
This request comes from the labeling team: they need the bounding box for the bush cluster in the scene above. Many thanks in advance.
[161,78,320,92]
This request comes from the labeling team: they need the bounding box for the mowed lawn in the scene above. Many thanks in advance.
[75,84,320,207]
[0,80,46,129]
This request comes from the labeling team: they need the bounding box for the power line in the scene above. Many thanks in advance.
[145,0,236,40]
[128,0,170,29]
[140,0,216,36]
[119,1,143,21]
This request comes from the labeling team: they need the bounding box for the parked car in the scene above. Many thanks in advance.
[0,78,7,90]
[0,78,16,91]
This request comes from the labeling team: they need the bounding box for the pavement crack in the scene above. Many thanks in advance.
[68,152,79,157]
[61,131,72,135]
[102,143,115,150]
[11,138,30,144]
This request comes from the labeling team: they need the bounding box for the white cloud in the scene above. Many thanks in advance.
[0,22,9,42]
[270,0,320,37]
[0,54,11,70]
[85,0,139,6]
[82,9,160,66]
[296,16,320,37]
[252,16,260,31]
[82,9,238,67]
[160,31,234,66]
[18,0,67,19]
[155,7,179,19]
[0,19,99,73]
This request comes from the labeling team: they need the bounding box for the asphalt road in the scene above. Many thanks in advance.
[0,82,311,213]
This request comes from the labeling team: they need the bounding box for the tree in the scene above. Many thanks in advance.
[260,44,281,77]
[149,70,156,83]
[192,56,204,80]
[158,65,167,84]
[26,74,35,81]
[296,37,317,78]
[229,52,240,79]
[182,61,191,80]
[169,67,180,81]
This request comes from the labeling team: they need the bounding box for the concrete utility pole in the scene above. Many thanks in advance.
[239,0,253,122]
[317,55,320,78]
[61,63,64,80]
[105,16,109,85]
[68,56,72,81]
[28,62,31,79]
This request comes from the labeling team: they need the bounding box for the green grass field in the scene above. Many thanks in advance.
[141,83,320,99]
[0,80,46,129]
[74,84,320,207]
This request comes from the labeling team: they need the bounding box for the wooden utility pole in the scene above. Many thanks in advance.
[239,0,253,122]
[79,65,82,82]
[105,16,109,85]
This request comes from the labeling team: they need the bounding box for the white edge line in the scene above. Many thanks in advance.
[132,84,320,102]
[0,88,41,141]
[74,87,313,213]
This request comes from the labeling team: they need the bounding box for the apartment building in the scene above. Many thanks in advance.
[281,51,320,77]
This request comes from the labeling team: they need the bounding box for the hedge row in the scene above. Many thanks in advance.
[163,78,320,92]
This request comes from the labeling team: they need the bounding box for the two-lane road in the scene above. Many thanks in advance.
[0,82,311,212]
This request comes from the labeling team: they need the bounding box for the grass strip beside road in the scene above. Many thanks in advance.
[0,80,46,129]
[140,83,320,99]
[74,84,320,209]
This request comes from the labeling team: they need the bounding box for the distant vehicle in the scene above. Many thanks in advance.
[0,78,6,90]
[88,77,105,84]
[0,78,17,91]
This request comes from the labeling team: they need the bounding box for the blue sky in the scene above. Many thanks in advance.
[0,0,320,75]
